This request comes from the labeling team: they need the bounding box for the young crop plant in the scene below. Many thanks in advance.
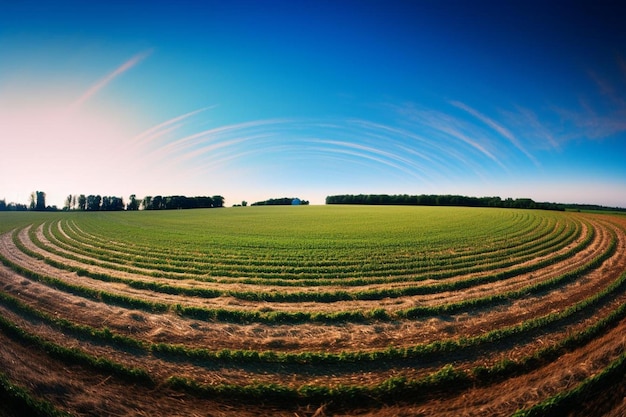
[0,206,625,416]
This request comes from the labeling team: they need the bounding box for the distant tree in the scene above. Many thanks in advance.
[33,191,46,211]
[242,201,247,207]
[127,194,139,211]
[152,196,163,210]
[164,195,187,209]
[0,199,6,211]
[64,195,73,211]
[29,192,36,210]
[86,195,101,211]
[134,194,224,210]
[141,196,152,210]
[325,194,566,211]
[212,195,224,208]
[101,196,124,211]
[251,197,307,206]
[101,196,123,211]
[195,196,213,208]
[7,203,28,211]
[77,194,87,211]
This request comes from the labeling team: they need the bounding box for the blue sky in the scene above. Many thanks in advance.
[1,0,625,208]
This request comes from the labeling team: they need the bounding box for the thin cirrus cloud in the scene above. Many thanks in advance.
[128,111,511,191]
[68,50,152,112]
[348,120,472,177]
[168,134,275,168]
[393,104,509,171]
[449,100,540,167]
[129,106,215,150]
[538,61,626,143]
[304,139,431,183]
[502,106,561,151]
[139,119,291,163]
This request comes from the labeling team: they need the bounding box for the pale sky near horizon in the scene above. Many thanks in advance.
[1,0,626,208]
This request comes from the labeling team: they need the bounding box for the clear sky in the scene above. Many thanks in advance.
[1,0,625,208]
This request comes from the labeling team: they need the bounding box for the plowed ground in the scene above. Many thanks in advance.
[0,207,625,416]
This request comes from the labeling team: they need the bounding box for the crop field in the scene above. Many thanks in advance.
[0,205,625,416]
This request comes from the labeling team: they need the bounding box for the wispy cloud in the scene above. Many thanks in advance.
[509,106,560,150]
[554,105,626,140]
[308,139,425,172]
[305,140,434,184]
[550,59,626,141]
[397,105,507,171]
[129,106,216,150]
[449,100,539,166]
[348,119,470,176]
[131,111,522,191]
[587,69,626,108]
[145,119,289,162]
[170,134,272,166]
[69,50,152,111]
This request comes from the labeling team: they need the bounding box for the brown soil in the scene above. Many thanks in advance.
[0,212,624,416]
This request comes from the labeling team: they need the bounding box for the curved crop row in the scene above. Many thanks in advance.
[7,219,615,323]
[0,206,624,416]
[45,215,584,287]
[49,210,568,281]
[25,218,593,304]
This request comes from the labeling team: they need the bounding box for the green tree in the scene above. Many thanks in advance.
[78,194,87,211]
[86,195,101,211]
[152,195,163,210]
[33,191,46,211]
[127,194,139,211]
[64,195,73,211]
[212,195,224,207]
[101,196,124,211]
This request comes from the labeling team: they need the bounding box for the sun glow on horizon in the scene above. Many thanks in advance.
[0,92,145,203]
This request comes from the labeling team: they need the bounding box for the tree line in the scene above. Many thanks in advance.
[0,191,52,211]
[65,194,126,211]
[325,194,566,211]
[251,197,309,206]
[139,195,224,210]
[0,192,225,212]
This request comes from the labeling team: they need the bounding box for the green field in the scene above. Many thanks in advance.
[0,205,625,416]
[23,206,567,280]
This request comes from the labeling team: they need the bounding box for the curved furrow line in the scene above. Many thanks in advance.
[1,252,625,370]
[0,271,625,415]
[25,215,605,313]
[53,216,580,284]
[0,214,619,329]
[56,214,566,280]
[7,218,596,316]
[32,216,590,304]
[1,210,625,416]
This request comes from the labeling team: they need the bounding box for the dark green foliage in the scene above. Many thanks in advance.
[326,194,565,210]
[141,195,221,210]
[251,197,309,206]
